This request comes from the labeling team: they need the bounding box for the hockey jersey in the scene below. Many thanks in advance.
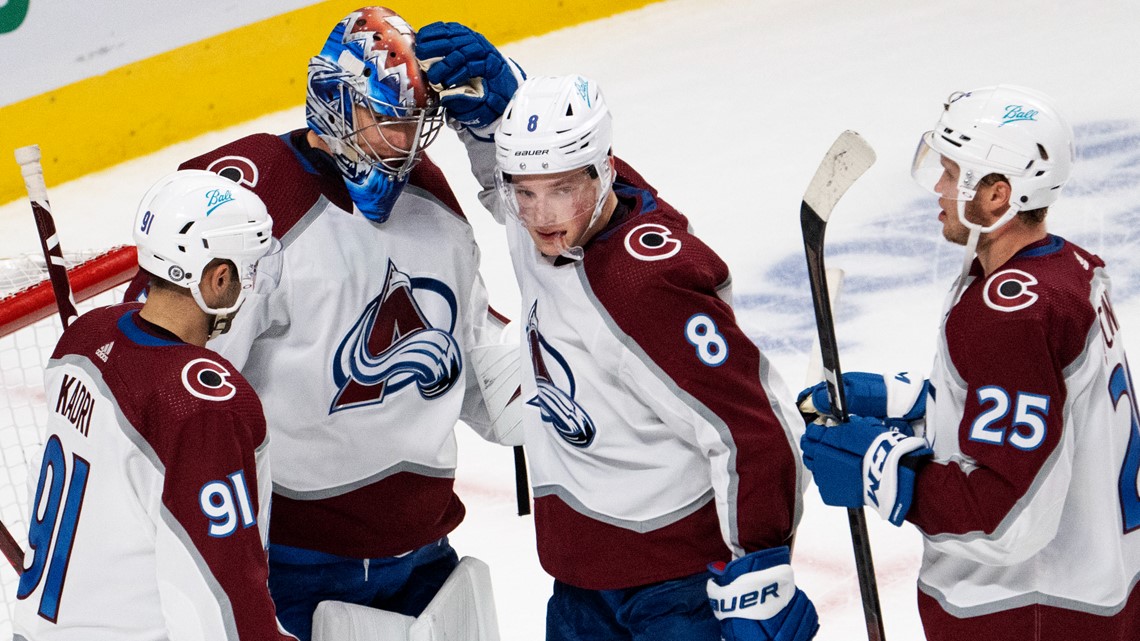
[12,304,291,641]
[909,235,1140,640]
[499,159,806,590]
[154,131,501,559]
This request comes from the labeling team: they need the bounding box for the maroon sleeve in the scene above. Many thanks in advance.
[585,223,800,553]
[157,408,292,640]
[908,276,1093,536]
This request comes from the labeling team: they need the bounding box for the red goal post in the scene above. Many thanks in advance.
[0,245,139,336]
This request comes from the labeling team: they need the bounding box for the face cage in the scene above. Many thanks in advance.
[337,87,444,181]
[494,163,612,231]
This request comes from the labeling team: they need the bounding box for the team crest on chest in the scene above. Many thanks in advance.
[526,302,596,447]
[983,268,1039,312]
[330,259,462,413]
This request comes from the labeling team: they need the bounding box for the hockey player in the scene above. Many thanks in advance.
[13,170,289,640]
[798,86,1140,640]
[124,8,516,641]
[415,22,819,637]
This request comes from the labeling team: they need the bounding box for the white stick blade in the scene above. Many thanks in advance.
[803,131,876,221]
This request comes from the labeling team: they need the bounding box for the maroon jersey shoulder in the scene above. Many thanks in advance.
[586,161,731,328]
[179,132,343,238]
[950,236,1101,374]
[409,153,465,220]
[55,304,267,458]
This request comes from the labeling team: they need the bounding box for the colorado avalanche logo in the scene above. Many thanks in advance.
[206,155,259,188]
[526,302,596,447]
[624,223,682,261]
[182,358,237,401]
[983,268,1039,312]
[330,260,462,413]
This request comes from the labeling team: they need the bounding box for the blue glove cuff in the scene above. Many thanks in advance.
[707,547,820,641]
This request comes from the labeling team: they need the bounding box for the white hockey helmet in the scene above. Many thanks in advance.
[494,74,615,233]
[495,74,613,177]
[912,84,1075,228]
[133,170,274,319]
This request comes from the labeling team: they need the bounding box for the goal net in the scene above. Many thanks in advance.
[0,245,138,636]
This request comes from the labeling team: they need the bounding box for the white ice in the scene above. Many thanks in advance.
[1,0,1138,638]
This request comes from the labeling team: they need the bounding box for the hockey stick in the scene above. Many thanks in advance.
[800,130,885,641]
[513,446,531,516]
[16,144,80,330]
[0,143,81,576]
[804,268,845,387]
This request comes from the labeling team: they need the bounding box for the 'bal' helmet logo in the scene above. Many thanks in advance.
[983,268,1039,312]
[1001,104,1039,127]
[330,260,462,413]
[205,189,235,215]
[526,302,596,447]
[181,358,237,401]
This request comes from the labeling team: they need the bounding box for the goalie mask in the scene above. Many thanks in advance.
[133,170,275,337]
[494,74,614,258]
[306,6,444,222]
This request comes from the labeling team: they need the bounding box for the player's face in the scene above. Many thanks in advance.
[933,156,985,246]
[506,168,603,256]
[934,155,1007,244]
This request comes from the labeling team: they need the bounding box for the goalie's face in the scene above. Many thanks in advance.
[344,103,442,177]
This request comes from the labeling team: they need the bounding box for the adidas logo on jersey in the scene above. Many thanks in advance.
[95,342,114,362]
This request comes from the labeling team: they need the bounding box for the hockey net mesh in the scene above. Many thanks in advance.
[0,246,137,636]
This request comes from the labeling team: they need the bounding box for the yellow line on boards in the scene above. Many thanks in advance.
[0,0,661,205]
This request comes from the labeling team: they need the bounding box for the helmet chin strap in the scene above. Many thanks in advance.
[950,193,1019,304]
[191,282,248,340]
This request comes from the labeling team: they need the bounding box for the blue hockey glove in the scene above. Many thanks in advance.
[707,547,819,641]
[800,416,932,525]
[797,371,928,428]
[415,22,525,136]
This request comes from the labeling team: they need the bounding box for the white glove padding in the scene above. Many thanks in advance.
[469,333,525,446]
[707,547,820,641]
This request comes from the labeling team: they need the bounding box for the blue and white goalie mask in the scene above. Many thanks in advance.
[306,7,444,222]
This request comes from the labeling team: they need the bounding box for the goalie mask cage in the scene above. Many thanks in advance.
[0,245,138,636]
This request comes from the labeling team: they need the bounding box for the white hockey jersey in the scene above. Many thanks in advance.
[12,304,292,641]
[909,236,1140,640]
[128,131,502,560]
[493,158,807,590]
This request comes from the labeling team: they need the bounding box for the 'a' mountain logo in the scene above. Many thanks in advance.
[526,302,596,447]
[330,260,462,413]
